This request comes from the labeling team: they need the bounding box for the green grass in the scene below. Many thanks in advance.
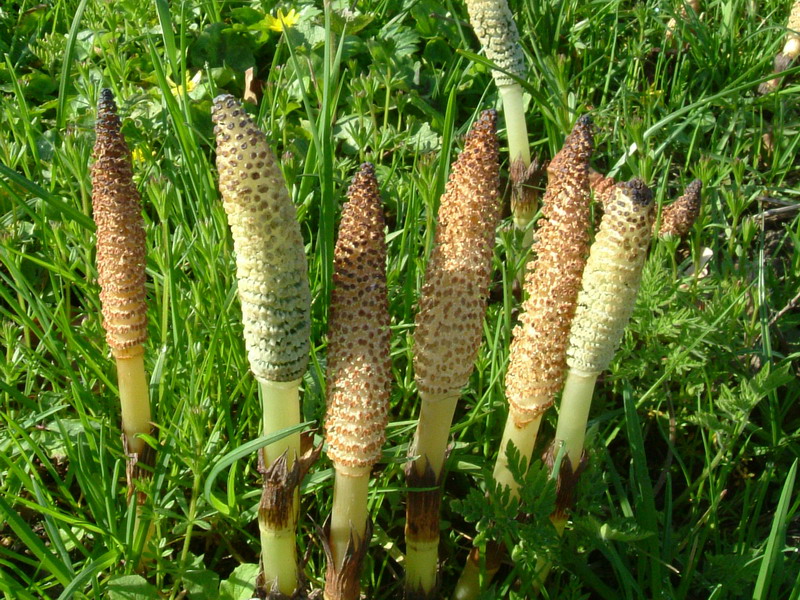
[1,0,799,598]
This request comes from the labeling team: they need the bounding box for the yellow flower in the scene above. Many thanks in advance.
[167,70,202,97]
[265,8,300,32]
[131,148,155,163]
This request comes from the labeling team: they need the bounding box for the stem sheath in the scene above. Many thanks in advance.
[405,392,459,597]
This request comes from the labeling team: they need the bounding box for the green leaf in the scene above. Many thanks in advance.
[56,0,88,130]
[406,122,440,153]
[56,551,117,600]
[379,22,420,57]
[230,7,264,26]
[423,38,452,65]
[20,71,57,101]
[0,161,95,231]
[188,24,257,71]
[221,29,257,72]
[748,363,794,401]
[188,23,224,69]
[107,575,160,599]
[704,553,759,590]
[218,563,259,600]
[330,12,373,36]
[588,516,656,542]
[183,569,220,599]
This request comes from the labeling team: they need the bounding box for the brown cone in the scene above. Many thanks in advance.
[505,116,593,424]
[325,163,391,471]
[413,110,501,398]
[658,179,702,239]
[91,89,148,359]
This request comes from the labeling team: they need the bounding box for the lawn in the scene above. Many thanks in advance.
[1,0,799,599]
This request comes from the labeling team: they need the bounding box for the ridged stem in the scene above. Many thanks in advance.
[529,516,567,595]
[500,84,535,261]
[502,82,536,267]
[259,523,298,597]
[525,373,594,588]
[452,543,502,600]
[453,561,481,600]
[260,379,302,468]
[405,538,440,596]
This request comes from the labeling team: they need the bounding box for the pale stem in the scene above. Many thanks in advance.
[258,378,303,596]
[410,392,460,477]
[532,556,554,595]
[405,392,459,595]
[524,372,598,595]
[330,466,371,571]
[492,412,543,499]
[116,351,151,455]
[520,223,535,255]
[499,83,531,167]
[553,369,599,466]
[527,518,566,597]
[452,559,481,600]
[531,516,567,593]
[452,550,500,600]
[784,37,799,59]
[500,82,534,276]
[259,522,298,596]
[405,539,440,594]
[259,378,302,468]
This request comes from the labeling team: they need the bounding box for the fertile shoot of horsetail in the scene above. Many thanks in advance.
[658,179,703,239]
[496,115,593,496]
[91,89,153,503]
[553,178,655,523]
[323,163,391,600]
[511,178,656,593]
[453,115,593,600]
[406,109,500,598]
[212,94,311,597]
[588,167,617,208]
[464,0,541,231]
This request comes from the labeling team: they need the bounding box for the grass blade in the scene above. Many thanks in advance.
[203,422,310,516]
[0,495,73,588]
[56,0,89,131]
[753,458,798,600]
